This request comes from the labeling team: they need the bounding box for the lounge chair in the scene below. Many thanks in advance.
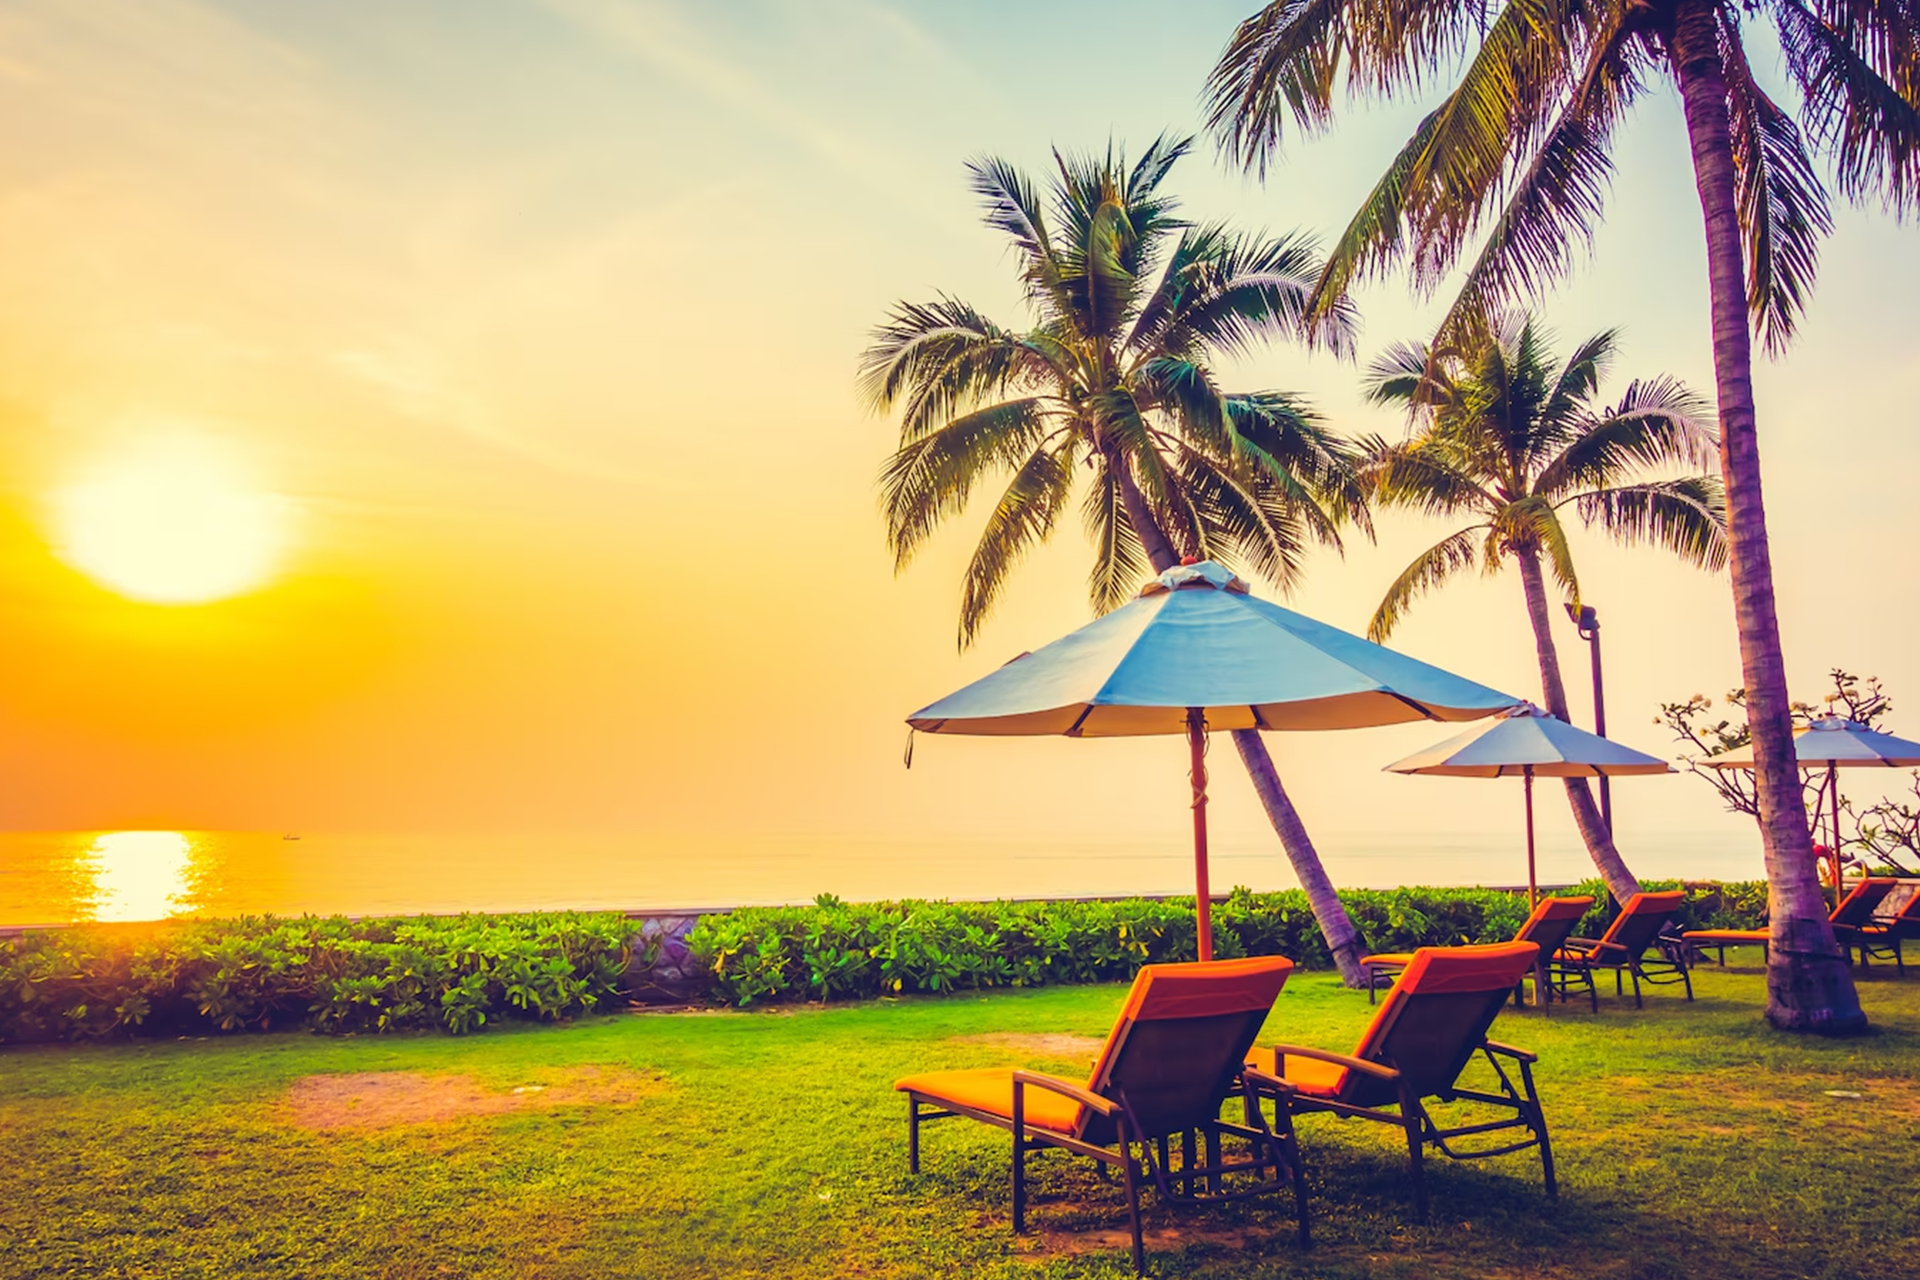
[894,956,1308,1274]
[1842,880,1920,973]
[1683,878,1900,968]
[1243,941,1552,1222]
[1545,890,1692,1009]
[1360,895,1595,1009]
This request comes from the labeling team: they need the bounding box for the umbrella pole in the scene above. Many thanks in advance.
[1524,766,1538,910]
[1188,707,1213,963]
[1525,766,1542,1009]
[1829,765,1842,895]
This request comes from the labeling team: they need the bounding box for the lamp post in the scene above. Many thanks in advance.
[1565,603,1611,834]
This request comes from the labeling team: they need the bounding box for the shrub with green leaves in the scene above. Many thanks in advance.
[689,881,1768,1006]
[0,912,631,1043]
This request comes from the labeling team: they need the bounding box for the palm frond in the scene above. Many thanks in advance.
[957,440,1079,647]
[1175,445,1312,594]
[1724,12,1833,355]
[1429,16,1642,346]
[859,298,1063,436]
[1775,0,1920,216]
[1538,327,1616,424]
[1505,496,1582,603]
[1363,436,1499,516]
[1534,375,1718,495]
[1367,526,1483,640]
[1205,0,1352,171]
[879,397,1055,569]
[1081,464,1149,615]
[1570,478,1729,571]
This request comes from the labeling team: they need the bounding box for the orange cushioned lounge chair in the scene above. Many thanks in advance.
[895,956,1307,1274]
[1848,880,1920,972]
[1360,895,1595,1008]
[1546,889,1692,1009]
[1244,942,1551,1222]
[1683,878,1905,970]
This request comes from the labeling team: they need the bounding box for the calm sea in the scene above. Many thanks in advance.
[0,828,1766,927]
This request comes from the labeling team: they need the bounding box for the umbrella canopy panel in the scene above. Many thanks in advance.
[1385,704,1675,779]
[1701,716,1920,770]
[909,562,1519,737]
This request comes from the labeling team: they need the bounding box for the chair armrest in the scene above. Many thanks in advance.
[1268,1043,1400,1082]
[1558,938,1625,961]
[1482,1039,1538,1064]
[1239,1066,1298,1096]
[1010,1069,1120,1117]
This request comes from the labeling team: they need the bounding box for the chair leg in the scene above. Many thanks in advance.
[1399,1082,1429,1223]
[1118,1129,1145,1275]
[1011,1084,1027,1235]
[1520,1060,1557,1199]
[1629,965,1643,1009]
[1181,1129,1197,1197]
[1205,1127,1222,1196]
[1276,1105,1311,1247]
[907,1096,921,1174]
[1680,958,1695,1002]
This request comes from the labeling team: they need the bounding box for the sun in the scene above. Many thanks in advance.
[52,439,290,605]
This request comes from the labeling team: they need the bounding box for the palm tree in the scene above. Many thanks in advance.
[1361,316,1726,901]
[863,135,1379,982]
[1203,0,1906,1032]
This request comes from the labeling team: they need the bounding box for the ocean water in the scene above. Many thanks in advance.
[0,827,1768,927]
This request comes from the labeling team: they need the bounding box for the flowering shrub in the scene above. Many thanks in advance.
[0,912,631,1043]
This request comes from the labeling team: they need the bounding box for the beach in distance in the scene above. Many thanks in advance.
[0,826,1765,927]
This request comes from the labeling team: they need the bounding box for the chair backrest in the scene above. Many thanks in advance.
[1873,881,1920,931]
[1338,942,1539,1107]
[1832,878,1899,927]
[1513,895,1594,961]
[1599,890,1687,958]
[1079,956,1292,1143]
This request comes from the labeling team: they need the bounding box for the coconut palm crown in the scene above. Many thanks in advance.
[860,134,1368,647]
[1362,316,1727,902]
[863,136,1382,985]
[1363,318,1727,645]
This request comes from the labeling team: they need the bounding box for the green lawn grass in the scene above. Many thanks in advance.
[4,951,1918,1279]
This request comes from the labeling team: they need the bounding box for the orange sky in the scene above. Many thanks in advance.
[1,1,1917,887]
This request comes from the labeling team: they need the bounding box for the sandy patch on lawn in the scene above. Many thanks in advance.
[281,1064,664,1132]
[950,1032,1107,1060]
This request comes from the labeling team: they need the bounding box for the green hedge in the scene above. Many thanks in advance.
[0,913,631,1043]
[0,881,1773,1038]
[689,880,1771,1007]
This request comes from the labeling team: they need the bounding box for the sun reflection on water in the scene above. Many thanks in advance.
[82,831,195,922]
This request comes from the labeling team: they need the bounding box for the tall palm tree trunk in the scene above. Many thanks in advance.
[1516,552,1643,902]
[1669,0,1864,1032]
[1115,466,1368,984]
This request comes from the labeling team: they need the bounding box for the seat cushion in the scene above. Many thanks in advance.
[1681,929,1768,943]
[1360,953,1413,967]
[894,1068,1082,1133]
[1243,1047,1348,1100]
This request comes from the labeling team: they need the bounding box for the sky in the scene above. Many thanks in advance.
[0,0,1917,890]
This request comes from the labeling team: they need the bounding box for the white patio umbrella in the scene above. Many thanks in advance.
[1702,715,1920,886]
[1384,704,1674,908]
[907,560,1520,959]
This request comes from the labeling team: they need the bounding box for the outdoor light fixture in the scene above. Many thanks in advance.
[1565,603,1611,832]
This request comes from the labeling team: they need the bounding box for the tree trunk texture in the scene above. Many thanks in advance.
[1515,552,1643,903]
[1669,2,1865,1033]
[1115,462,1369,985]
[1231,729,1368,981]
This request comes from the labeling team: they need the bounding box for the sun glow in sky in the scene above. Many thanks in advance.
[52,437,289,605]
[0,1,1916,884]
